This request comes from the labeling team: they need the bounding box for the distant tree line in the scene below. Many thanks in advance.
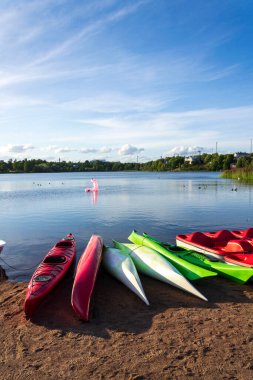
[0,153,252,174]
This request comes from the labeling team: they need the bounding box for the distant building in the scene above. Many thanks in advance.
[234,152,250,158]
[184,156,200,165]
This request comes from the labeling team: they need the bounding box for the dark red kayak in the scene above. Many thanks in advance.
[24,234,76,317]
[176,228,253,267]
[71,235,103,321]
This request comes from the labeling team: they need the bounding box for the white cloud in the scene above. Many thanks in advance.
[100,146,112,153]
[80,148,98,154]
[165,146,205,157]
[0,94,48,110]
[0,144,35,153]
[118,143,144,156]
[55,147,77,154]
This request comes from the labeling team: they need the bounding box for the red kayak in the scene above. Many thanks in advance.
[71,235,103,321]
[176,228,253,267]
[24,234,76,317]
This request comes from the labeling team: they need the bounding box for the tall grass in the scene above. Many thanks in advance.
[221,168,253,182]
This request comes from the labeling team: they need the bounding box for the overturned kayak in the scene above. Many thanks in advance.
[143,232,253,284]
[24,234,76,317]
[102,247,149,305]
[128,230,216,281]
[113,241,208,302]
[176,228,253,267]
[71,235,103,321]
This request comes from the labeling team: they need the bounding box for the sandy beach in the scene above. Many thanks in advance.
[1,270,253,380]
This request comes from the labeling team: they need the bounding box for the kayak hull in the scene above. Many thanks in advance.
[102,247,149,305]
[24,234,76,317]
[113,240,208,302]
[71,235,103,321]
[176,228,253,267]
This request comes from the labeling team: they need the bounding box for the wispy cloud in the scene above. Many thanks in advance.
[0,1,252,160]
[80,148,98,154]
[0,94,47,110]
[0,144,35,154]
[75,105,253,153]
[27,0,150,67]
[64,92,169,114]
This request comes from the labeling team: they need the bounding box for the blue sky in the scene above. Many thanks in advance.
[0,0,253,162]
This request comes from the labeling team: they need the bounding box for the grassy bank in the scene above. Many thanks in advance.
[221,168,253,182]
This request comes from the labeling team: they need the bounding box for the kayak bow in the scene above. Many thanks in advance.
[102,246,149,305]
[113,240,208,302]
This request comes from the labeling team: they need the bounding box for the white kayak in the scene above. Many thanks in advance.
[102,247,149,305]
[113,241,207,302]
[0,240,6,254]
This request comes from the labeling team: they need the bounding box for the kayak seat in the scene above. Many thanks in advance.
[188,232,213,248]
[55,241,73,248]
[222,240,253,253]
[43,255,67,264]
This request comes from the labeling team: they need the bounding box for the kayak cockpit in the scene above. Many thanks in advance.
[43,255,67,264]
[55,241,73,248]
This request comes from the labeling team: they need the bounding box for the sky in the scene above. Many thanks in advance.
[0,0,253,163]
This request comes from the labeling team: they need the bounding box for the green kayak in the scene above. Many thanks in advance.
[113,241,208,301]
[142,232,253,284]
[128,230,217,281]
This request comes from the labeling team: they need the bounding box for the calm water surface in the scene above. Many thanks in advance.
[0,171,252,281]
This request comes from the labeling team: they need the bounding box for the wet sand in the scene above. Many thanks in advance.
[1,272,253,379]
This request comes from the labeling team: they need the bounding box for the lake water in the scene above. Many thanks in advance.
[0,171,252,281]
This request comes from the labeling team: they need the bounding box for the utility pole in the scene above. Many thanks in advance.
[215,142,218,154]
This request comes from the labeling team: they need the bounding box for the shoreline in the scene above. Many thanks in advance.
[1,273,253,379]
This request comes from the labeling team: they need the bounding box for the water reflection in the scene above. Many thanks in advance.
[0,265,8,281]
[85,190,98,205]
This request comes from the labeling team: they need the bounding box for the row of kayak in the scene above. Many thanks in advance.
[24,234,103,320]
[24,228,253,320]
